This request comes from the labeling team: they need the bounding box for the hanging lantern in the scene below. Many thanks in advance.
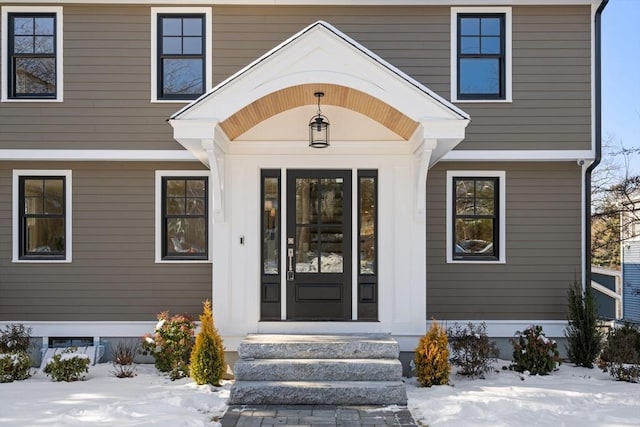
[309,91,329,148]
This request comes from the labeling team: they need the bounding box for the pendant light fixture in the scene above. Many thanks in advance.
[308,91,330,148]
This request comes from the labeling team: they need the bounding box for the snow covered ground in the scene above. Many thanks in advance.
[0,364,230,427]
[407,360,640,427]
[1,361,639,427]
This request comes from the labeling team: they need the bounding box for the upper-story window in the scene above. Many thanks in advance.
[151,8,212,102]
[1,6,64,102]
[451,7,511,103]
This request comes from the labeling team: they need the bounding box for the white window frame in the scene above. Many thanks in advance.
[155,170,212,263]
[450,6,512,103]
[446,170,506,264]
[1,6,64,102]
[12,169,72,263]
[150,7,212,103]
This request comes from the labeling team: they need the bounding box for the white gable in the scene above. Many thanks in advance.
[171,21,468,124]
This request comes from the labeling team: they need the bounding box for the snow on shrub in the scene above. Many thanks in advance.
[43,347,90,382]
[0,323,33,383]
[0,323,31,353]
[141,311,195,380]
[0,351,32,383]
[448,322,499,378]
[510,325,561,375]
[414,319,450,387]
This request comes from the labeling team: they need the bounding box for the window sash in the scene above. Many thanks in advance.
[457,14,505,100]
[19,176,66,259]
[161,176,208,260]
[8,13,57,98]
[157,14,205,100]
[452,177,499,260]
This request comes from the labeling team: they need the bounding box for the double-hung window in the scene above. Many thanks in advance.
[446,171,505,263]
[156,172,210,262]
[2,7,63,101]
[13,170,72,262]
[151,8,211,102]
[451,7,511,102]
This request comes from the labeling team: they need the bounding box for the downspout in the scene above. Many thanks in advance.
[585,0,609,289]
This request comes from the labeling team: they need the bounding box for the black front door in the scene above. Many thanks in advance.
[286,170,352,320]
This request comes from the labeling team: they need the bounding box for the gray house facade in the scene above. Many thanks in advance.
[0,1,604,354]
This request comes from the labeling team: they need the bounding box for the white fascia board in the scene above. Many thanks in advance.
[0,150,197,161]
[2,1,598,5]
[442,150,595,162]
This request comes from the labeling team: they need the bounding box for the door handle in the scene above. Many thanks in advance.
[287,247,294,280]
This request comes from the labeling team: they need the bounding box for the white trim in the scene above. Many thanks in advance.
[0,1,599,5]
[0,319,569,354]
[150,7,212,103]
[1,6,64,102]
[12,169,72,263]
[450,7,512,103]
[442,150,594,162]
[0,321,157,338]
[154,170,213,263]
[427,320,569,338]
[0,149,197,161]
[446,170,506,264]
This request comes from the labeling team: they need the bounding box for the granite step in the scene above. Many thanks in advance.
[237,334,399,360]
[234,358,402,381]
[228,380,408,405]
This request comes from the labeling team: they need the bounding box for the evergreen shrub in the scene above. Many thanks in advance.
[0,323,31,353]
[599,324,640,383]
[43,347,90,382]
[190,300,226,385]
[0,352,32,383]
[565,280,604,368]
[511,325,561,375]
[141,311,195,380]
[448,322,499,378]
[414,319,450,387]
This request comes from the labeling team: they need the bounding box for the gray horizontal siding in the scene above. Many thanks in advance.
[0,4,590,152]
[0,161,211,321]
[426,162,582,321]
[458,5,591,151]
[0,5,181,150]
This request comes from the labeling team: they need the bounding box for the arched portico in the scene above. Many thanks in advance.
[169,21,469,351]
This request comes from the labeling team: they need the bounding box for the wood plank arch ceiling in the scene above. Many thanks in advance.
[219,83,419,141]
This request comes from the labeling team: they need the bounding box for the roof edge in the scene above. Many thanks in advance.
[171,20,469,121]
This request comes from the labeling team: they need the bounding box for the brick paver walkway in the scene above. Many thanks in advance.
[221,405,419,427]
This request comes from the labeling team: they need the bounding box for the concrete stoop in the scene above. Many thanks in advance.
[229,334,407,405]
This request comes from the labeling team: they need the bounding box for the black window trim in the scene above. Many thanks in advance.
[161,175,209,261]
[157,13,206,101]
[7,12,58,99]
[452,176,500,261]
[456,13,506,101]
[18,175,66,260]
